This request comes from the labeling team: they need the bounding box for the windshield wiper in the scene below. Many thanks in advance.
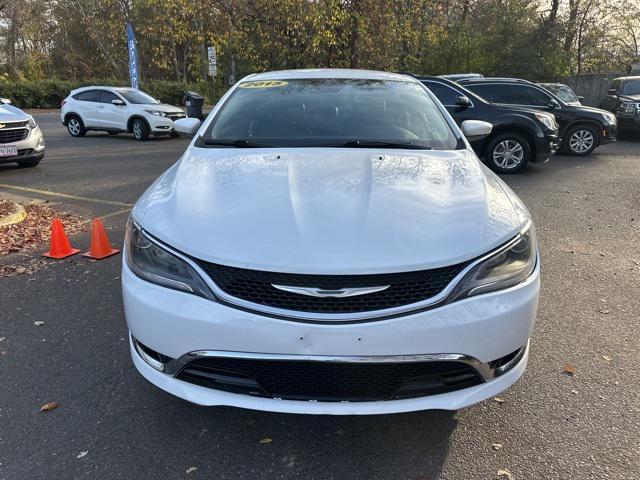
[335,140,432,150]
[203,139,272,148]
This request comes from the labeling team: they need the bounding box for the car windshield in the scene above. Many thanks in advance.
[621,79,640,95]
[544,84,579,103]
[116,89,160,105]
[203,78,458,149]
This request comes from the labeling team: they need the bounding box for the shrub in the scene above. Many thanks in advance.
[0,79,211,109]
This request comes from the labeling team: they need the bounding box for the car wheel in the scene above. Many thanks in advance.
[564,124,598,156]
[17,159,41,168]
[485,133,531,174]
[132,118,150,141]
[66,115,86,137]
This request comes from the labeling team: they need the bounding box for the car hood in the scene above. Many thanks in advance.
[620,93,640,102]
[136,148,525,274]
[0,104,29,122]
[146,103,184,114]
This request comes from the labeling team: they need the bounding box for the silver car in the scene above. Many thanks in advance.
[0,98,45,168]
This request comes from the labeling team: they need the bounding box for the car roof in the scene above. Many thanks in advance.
[458,77,534,85]
[243,69,418,83]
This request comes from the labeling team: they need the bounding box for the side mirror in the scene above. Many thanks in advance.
[0,97,12,105]
[455,95,472,107]
[174,117,202,138]
[112,99,125,106]
[577,96,584,102]
[608,89,617,95]
[461,120,492,142]
[548,99,561,110]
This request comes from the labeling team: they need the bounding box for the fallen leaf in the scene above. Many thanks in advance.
[259,437,273,444]
[33,321,45,326]
[186,466,197,474]
[497,468,514,479]
[493,397,504,404]
[491,443,503,451]
[76,451,88,459]
[562,364,576,377]
[0,337,5,342]
[40,401,60,412]
[571,389,578,394]
[602,355,612,362]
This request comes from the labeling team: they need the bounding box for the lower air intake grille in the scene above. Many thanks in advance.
[195,261,469,314]
[176,357,483,402]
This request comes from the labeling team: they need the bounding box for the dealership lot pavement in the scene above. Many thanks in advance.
[1,114,638,480]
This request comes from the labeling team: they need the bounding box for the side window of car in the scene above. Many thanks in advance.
[73,90,100,102]
[466,84,504,103]
[423,82,461,106]
[609,80,621,93]
[100,90,120,104]
[508,85,552,106]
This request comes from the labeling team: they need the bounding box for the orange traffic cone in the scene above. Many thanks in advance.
[43,218,81,259]
[82,218,120,260]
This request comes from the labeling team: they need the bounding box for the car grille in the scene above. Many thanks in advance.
[196,261,469,314]
[176,357,483,401]
[167,113,186,121]
[0,123,28,144]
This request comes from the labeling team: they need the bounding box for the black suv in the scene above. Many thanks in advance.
[599,76,640,133]
[458,77,617,156]
[418,76,559,173]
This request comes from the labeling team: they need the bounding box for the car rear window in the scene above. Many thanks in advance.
[73,90,100,102]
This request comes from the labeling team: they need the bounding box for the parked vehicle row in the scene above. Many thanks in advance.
[418,76,559,173]
[457,77,617,157]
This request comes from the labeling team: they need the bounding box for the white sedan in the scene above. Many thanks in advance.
[122,69,539,415]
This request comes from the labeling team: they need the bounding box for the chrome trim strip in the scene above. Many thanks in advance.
[139,222,530,322]
[131,335,529,382]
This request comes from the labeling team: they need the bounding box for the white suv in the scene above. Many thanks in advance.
[60,87,186,141]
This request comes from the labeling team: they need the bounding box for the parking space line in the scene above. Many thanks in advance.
[0,184,134,207]
[81,208,132,224]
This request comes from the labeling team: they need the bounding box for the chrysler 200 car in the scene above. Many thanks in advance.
[122,69,539,415]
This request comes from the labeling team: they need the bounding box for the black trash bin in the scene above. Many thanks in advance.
[184,91,204,120]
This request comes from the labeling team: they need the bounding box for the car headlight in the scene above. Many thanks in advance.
[145,110,167,117]
[447,222,537,302]
[619,103,640,114]
[125,218,215,300]
[27,115,37,128]
[534,112,556,130]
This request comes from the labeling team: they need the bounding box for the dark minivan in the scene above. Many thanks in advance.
[458,77,617,156]
[418,76,559,173]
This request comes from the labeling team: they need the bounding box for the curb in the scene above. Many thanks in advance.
[0,201,27,227]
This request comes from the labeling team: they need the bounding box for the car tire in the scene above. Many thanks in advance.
[17,159,41,168]
[484,133,531,174]
[131,118,150,141]
[66,115,86,137]
[563,124,598,156]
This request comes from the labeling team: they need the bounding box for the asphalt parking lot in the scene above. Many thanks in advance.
[1,114,639,480]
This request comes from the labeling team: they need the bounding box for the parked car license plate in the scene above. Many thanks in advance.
[0,145,18,157]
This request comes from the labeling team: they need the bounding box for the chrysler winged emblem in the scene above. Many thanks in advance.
[271,284,390,298]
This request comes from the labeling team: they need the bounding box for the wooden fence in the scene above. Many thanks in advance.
[562,73,625,107]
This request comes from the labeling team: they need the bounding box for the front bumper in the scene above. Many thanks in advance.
[601,123,617,144]
[534,132,560,163]
[616,113,640,130]
[147,115,182,134]
[0,125,45,165]
[122,257,540,414]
